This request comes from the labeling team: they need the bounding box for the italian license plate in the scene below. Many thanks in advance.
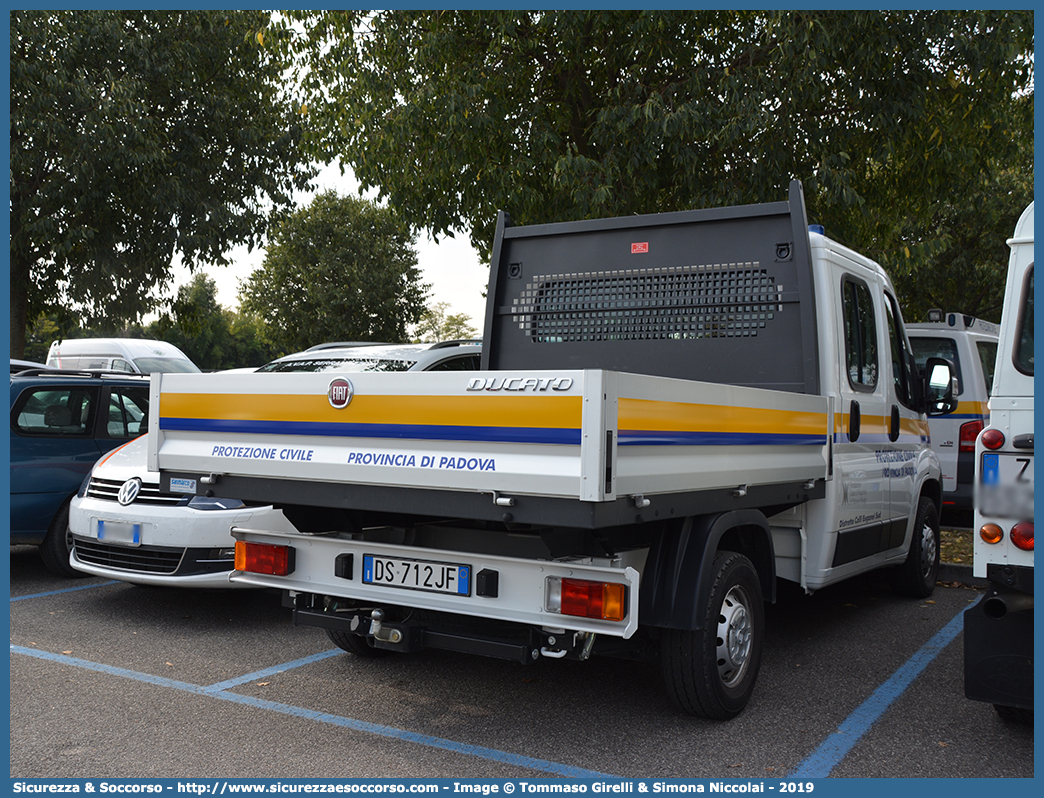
[980,453,1034,519]
[93,519,143,547]
[362,554,471,596]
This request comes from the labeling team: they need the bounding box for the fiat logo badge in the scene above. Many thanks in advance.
[117,477,143,506]
[328,377,354,409]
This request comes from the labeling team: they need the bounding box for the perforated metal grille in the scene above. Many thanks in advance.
[511,262,782,343]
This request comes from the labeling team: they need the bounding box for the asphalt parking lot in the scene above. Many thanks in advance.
[8,545,1033,781]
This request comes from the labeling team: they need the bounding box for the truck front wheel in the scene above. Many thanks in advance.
[660,551,764,720]
[892,497,940,598]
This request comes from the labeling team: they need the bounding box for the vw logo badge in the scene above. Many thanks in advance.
[117,477,143,506]
[328,377,354,409]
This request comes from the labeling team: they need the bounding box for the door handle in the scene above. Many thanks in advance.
[849,400,860,442]
[890,405,900,442]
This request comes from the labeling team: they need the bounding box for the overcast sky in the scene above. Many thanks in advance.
[168,162,491,334]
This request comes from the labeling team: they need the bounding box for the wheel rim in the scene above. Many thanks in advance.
[715,585,754,688]
[919,520,937,578]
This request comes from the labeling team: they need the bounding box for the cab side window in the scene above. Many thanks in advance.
[13,387,96,436]
[976,341,998,395]
[842,278,878,391]
[884,293,915,409]
[1014,264,1033,375]
[106,386,151,438]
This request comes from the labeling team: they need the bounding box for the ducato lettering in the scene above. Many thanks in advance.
[466,376,573,392]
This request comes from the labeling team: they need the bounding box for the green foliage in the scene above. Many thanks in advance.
[239,192,429,353]
[273,10,1032,314]
[146,274,283,370]
[884,156,1033,324]
[9,10,315,357]
[412,302,479,343]
[25,274,284,370]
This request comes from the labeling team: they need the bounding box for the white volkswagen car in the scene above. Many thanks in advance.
[68,341,481,586]
[68,435,297,587]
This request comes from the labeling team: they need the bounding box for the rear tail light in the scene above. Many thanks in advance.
[1010,522,1034,552]
[235,541,294,576]
[981,428,1005,450]
[959,420,984,452]
[979,524,1004,544]
[546,577,626,622]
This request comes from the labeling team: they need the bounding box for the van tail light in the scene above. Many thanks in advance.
[546,577,627,622]
[981,428,1005,450]
[235,541,294,576]
[979,524,1004,544]
[959,420,984,452]
[1010,523,1034,552]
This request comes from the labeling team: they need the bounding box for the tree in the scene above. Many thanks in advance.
[882,137,1034,323]
[9,10,315,357]
[270,10,1032,311]
[412,302,479,343]
[146,276,284,370]
[239,191,429,352]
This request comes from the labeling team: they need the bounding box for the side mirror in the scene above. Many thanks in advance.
[924,356,958,416]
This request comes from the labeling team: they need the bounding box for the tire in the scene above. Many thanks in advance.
[40,501,88,579]
[326,627,392,658]
[993,704,1034,725]
[661,551,764,720]
[892,497,940,598]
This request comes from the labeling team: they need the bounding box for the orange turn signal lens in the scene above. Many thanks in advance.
[979,524,1004,545]
[235,541,294,576]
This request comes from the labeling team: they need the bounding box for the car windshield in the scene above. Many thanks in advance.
[133,358,201,374]
[256,357,415,374]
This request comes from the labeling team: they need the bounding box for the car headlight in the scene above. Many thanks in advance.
[186,496,246,511]
[76,472,92,498]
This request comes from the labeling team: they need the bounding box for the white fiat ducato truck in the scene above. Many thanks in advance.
[147,181,957,719]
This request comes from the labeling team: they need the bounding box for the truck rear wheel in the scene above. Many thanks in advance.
[660,551,764,720]
[325,628,391,658]
[892,497,940,598]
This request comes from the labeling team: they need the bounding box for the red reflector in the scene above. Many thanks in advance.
[959,420,984,452]
[559,578,626,622]
[1010,522,1034,552]
[235,541,293,576]
[981,428,1005,450]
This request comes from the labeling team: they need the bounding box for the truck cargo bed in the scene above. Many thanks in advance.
[151,368,829,528]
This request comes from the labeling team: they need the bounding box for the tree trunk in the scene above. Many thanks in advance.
[9,251,30,359]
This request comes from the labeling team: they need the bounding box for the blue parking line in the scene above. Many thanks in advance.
[10,644,616,779]
[789,604,968,778]
[202,649,344,693]
[10,580,119,602]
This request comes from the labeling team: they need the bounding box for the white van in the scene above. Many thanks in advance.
[964,201,1034,723]
[907,313,999,518]
[46,338,200,374]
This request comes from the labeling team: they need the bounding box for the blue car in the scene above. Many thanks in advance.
[9,369,151,576]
